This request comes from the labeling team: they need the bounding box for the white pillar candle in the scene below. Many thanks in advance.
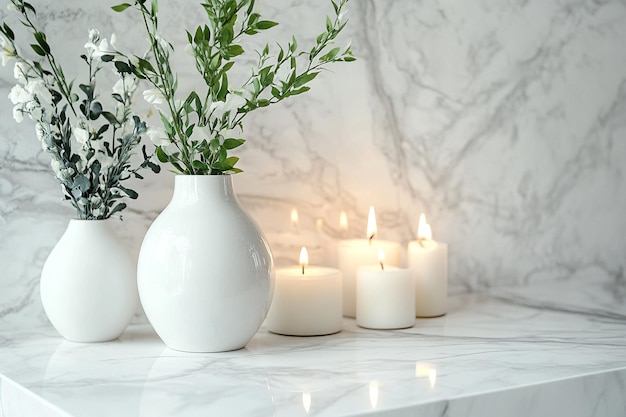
[356,249,415,329]
[265,247,343,336]
[337,207,401,318]
[407,214,448,317]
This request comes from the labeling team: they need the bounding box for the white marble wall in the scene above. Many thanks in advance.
[1,0,625,327]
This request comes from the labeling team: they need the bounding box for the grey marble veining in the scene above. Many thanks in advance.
[1,276,625,417]
[1,0,626,328]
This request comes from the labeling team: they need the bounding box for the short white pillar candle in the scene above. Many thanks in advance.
[338,207,401,318]
[407,214,448,317]
[265,247,343,336]
[356,249,415,330]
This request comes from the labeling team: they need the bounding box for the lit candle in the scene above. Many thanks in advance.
[407,214,448,317]
[356,248,415,329]
[337,207,401,317]
[265,247,342,336]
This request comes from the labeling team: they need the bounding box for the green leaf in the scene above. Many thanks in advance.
[111,3,132,12]
[119,185,139,199]
[223,138,245,150]
[3,23,15,41]
[226,44,244,58]
[293,72,319,88]
[30,44,46,56]
[156,146,169,163]
[34,32,50,54]
[109,202,127,216]
[115,61,133,74]
[256,20,278,30]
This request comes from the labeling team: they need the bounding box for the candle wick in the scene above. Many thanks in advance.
[302,265,305,275]
[368,234,375,245]
[380,261,384,271]
[418,237,425,248]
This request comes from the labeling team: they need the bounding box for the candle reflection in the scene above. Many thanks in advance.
[302,391,311,414]
[291,208,299,231]
[369,381,379,409]
[339,210,348,232]
[415,362,438,388]
[428,369,437,388]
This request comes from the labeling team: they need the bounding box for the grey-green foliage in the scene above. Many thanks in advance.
[112,0,355,175]
[1,0,160,220]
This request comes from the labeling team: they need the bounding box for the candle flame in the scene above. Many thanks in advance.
[367,206,377,242]
[417,213,433,241]
[339,210,348,231]
[378,247,385,271]
[299,246,309,274]
[302,392,311,413]
[369,381,379,409]
[291,208,299,225]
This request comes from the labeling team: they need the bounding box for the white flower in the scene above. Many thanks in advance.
[74,127,90,145]
[96,153,115,171]
[13,61,29,84]
[29,105,42,121]
[146,127,170,147]
[0,36,16,66]
[84,34,116,59]
[184,44,195,56]
[154,35,170,52]
[25,80,52,105]
[88,28,100,43]
[114,103,126,123]
[143,89,165,105]
[337,10,347,23]
[112,79,125,96]
[8,84,31,105]
[92,206,104,218]
[50,158,62,177]
[12,105,23,123]
[224,93,246,112]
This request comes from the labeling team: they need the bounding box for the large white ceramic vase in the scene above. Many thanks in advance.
[40,219,138,342]
[137,175,274,353]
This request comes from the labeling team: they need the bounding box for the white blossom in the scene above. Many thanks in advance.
[0,36,16,66]
[88,28,100,43]
[50,158,62,178]
[337,10,347,23]
[25,80,52,105]
[13,61,30,84]
[29,105,42,121]
[96,153,115,171]
[35,123,45,141]
[12,105,23,123]
[92,206,104,217]
[146,127,170,147]
[184,44,195,57]
[84,34,116,59]
[8,84,31,105]
[74,127,90,145]
[143,89,165,105]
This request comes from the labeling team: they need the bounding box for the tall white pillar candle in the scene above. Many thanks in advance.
[265,247,343,336]
[407,214,448,317]
[356,250,415,329]
[337,207,401,318]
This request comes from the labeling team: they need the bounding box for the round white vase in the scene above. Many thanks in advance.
[137,175,274,353]
[40,219,138,342]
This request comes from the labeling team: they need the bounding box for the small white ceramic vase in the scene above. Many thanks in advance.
[137,175,274,353]
[40,219,137,342]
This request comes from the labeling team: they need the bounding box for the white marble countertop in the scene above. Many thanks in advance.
[1,276,625,417]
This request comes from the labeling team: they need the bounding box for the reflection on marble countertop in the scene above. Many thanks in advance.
[1,276,625,417]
